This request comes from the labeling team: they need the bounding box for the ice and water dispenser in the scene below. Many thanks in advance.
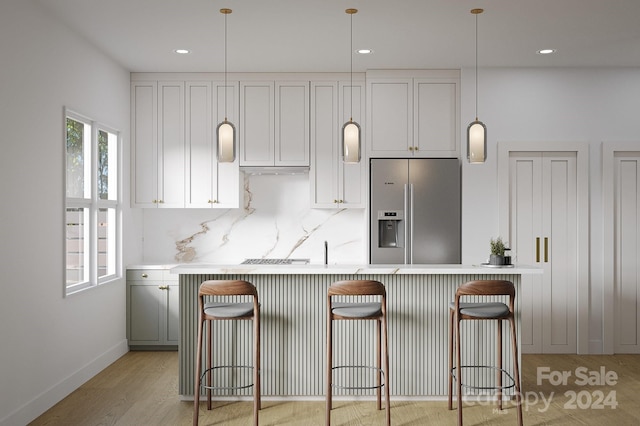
[377,210,404,248]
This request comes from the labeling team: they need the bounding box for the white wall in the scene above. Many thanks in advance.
[461,67,640,353]
[0,1,134,424]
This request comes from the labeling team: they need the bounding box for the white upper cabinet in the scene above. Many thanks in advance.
[240,80,310,167]
[131,81,185,208]
[366,70,460,158]
[185,81,240,208]
[310,78,365,208]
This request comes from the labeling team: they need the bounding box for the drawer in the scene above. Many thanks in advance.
[126,269,164,281]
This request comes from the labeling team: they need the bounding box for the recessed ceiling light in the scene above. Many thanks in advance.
[537,49,556,55]
[175,49,191,54]
[356,49,373,55]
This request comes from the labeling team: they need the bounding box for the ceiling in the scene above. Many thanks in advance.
[35,0,640,73]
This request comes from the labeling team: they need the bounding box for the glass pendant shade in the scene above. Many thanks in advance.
[467,120,486,163]
[217,120,235,163]
[342,120,361,163]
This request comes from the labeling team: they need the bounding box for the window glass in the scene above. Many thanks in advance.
[65,207,89,286]
[65,109,120,295]
[66,117,90,199]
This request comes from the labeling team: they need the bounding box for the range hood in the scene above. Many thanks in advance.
[240,166,309,175]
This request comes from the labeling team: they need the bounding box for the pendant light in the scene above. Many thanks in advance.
[217,8,235,163]
[467,8,487,164]
[342,8,361,164]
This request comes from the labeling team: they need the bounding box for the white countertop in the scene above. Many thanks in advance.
[167,263,542,275]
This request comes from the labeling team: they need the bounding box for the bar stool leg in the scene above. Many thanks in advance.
[253,310,260,426]
[447,308,454,410]
[376,317,382,410]
[382,309,391,425]
[326,307,333,426]
[497,319,503,410]
[510,316,523,426]
[193,313,203,426]
[456,312,463,426]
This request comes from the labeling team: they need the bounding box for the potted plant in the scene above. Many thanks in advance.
[489,237,506,265]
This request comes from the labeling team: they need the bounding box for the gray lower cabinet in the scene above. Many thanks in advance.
[126,269,179,349]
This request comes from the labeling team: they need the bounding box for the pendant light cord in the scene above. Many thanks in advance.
[474,11,478,121]
[350,11,354,122]
[224,10,228,122]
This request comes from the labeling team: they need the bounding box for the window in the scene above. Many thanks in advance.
[65,108,120,295]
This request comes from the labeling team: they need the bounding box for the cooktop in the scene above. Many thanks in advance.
[241,258,310,265]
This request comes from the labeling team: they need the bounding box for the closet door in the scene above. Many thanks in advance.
[509,152,578,353]
[614,153,640,353]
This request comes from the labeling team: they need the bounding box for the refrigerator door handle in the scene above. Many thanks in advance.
[404,183,410,264]
[409,183,414,264]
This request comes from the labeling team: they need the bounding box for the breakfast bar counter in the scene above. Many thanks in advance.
[171,264,541,399]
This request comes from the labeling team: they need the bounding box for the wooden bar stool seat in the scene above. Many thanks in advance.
[448,280,522,426]
[326,280,390,426]
[193,280,260,426]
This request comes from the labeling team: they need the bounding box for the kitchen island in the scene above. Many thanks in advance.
[171,264,541,400]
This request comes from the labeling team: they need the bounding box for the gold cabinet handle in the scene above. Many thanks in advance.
[158,200,164,204]
[141,273,148,278]
[158,285,169,290]
[544,237,549,263]
[536,237,540,263]
[334,199,338,204]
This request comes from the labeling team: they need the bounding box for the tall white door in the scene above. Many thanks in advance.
[614,153,640,353]
[508,152,578,353]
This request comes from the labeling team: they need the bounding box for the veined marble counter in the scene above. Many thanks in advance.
[173,264,541,400]
[170,263,541,276]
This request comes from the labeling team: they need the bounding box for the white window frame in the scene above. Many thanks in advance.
[64,108,121,296]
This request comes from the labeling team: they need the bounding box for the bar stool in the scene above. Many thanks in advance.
[448,280,523,426]
[193,280,260,426]
[326,280,390,426]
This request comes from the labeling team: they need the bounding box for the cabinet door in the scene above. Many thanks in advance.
[310,82,339,207]
[367,78,412,157]
[338,81,365,207]
[185,81,213,208]
[186,81,240,208]
[509,152,578,353]
[131,81,158,207]
[276,81,309,166]
[129,283,162,343]
[214,82,241,207]
[165,283,180,344]
[414,80,458,156]
[157,81,185,207]
[240,81,274,166]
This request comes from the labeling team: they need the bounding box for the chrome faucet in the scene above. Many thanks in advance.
[324,241,328,265]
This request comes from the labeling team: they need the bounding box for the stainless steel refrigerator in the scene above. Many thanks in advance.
[370,158,461,264]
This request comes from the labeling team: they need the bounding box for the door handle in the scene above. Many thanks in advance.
[536,237,540,263]
[544,237,549,263]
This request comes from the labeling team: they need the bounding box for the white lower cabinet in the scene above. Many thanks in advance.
[126,269,179,349]
[310,79,365,208]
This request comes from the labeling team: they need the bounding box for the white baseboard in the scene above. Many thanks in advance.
[0,339,128,426]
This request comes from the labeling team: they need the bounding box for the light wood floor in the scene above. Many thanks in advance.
[29,351,640,425]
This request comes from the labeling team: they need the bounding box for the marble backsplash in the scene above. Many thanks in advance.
[141,173,367,265]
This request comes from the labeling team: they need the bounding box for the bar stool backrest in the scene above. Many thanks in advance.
[199,280,258,297]
[454,280,515,316]
[328,280,386,297]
